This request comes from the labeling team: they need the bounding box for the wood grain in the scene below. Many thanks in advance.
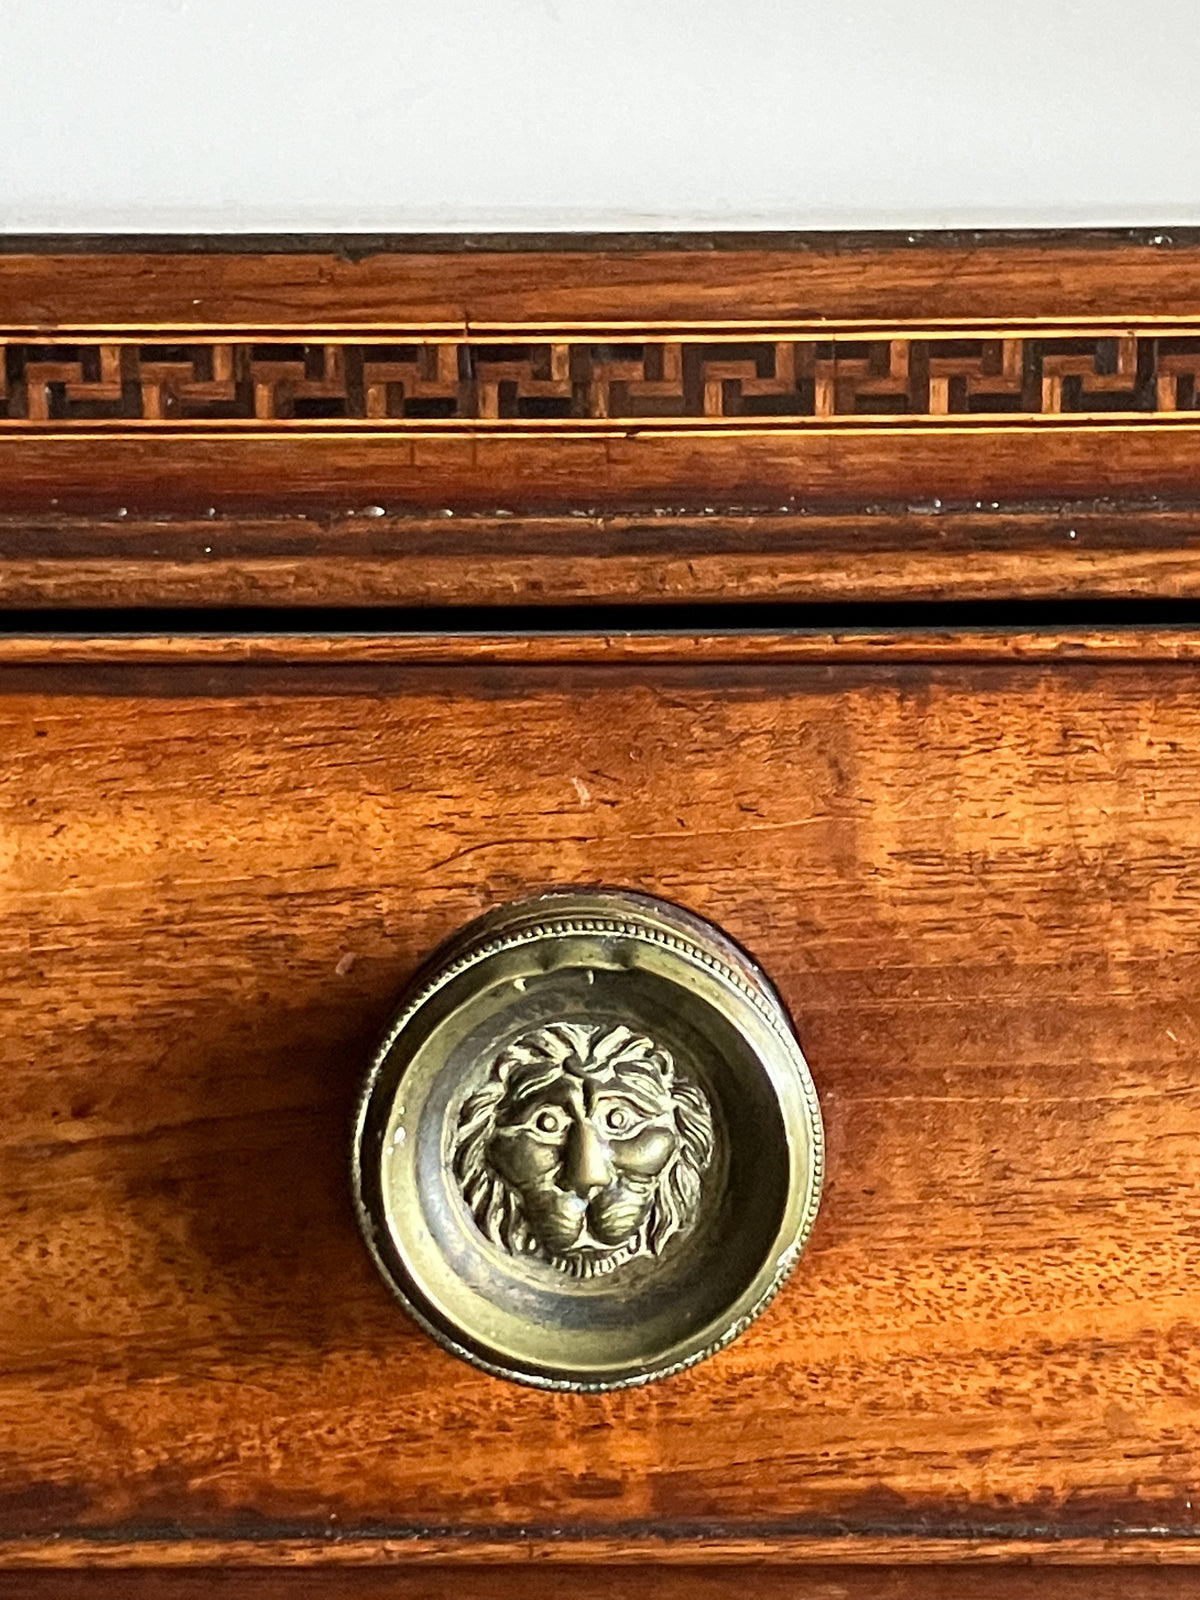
[2,636,1200,1556]
[4,239,1200,327]
[11,1534,1200,1568]
[6,509,1200,609]
[3,627,1200,666]
[0,426,1197,518]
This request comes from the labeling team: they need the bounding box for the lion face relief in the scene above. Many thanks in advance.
[452,1021,715,1278]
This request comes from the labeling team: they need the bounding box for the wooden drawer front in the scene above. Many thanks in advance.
[1,632,1199,1559]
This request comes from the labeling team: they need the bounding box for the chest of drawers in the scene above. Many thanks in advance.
[4,237,1200,1597]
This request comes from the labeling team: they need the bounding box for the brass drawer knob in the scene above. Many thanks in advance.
[352,890,823,1389]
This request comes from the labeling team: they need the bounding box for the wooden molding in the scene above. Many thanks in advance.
[3,235,1200,602]
[6,1532,1200,1570]
[3,627,1200,667]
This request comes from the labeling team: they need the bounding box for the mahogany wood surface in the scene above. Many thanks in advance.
[5,508,1200,609]
[1,632,1200,1564]
[0,428,1195,520]
[14,1534,1200,1569]
[5,236,1200,326]
[3,626,1200,666]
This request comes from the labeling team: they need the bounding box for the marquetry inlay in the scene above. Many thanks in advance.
[5,323,1200,432]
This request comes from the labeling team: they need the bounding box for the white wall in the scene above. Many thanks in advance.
[1,0,1198,233]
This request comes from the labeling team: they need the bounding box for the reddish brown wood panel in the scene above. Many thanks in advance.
[1,423,1198,518]
[4,238,1200,326]
[4,508,1200,609]
[1,627,1199,667]
[1,638,1200,1555]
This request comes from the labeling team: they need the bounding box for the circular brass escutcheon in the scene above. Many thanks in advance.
[352,890,824,1390]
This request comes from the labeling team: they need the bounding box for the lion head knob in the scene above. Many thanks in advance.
[453,1021,715,1278]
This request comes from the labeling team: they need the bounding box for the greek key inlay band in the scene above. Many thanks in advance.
[9,326,1200,430]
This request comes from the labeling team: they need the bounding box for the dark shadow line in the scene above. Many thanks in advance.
[1,598,1200,637]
